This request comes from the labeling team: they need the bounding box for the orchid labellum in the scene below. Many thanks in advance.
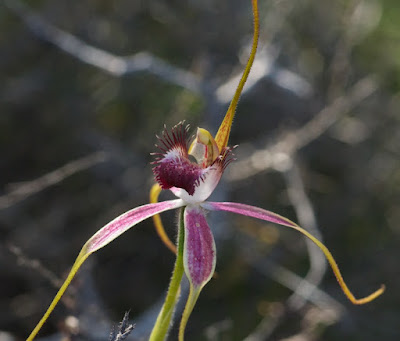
[27,1,384,340]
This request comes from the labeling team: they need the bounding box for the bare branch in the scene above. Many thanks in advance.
[7,243,63,288]
[3,0,204,94]
[241,242,344,341]
[236,227,345,316]
[0,151,108,209]
[218,0,313,100]
[3,0,312,104]
[283,161,327,310]
[109,312,135,341]
[204,319,233,341]
[282,76,377,153]
[227,75,378,181]
[216,45,313,103]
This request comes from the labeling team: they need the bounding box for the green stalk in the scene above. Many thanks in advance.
[178,285,201,341]
[149,208,185,341]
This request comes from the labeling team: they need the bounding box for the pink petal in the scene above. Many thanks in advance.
[183,206,216,288]
[85,199,184,253]
[202,201,386,306]
[201,201,297,228]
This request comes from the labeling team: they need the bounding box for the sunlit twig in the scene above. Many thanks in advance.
[283,161,327,309]
[8,243,63,288]
[2,0,205,95]
[3,0,312,105]
[0,151,108,209]
[227,75,378,181]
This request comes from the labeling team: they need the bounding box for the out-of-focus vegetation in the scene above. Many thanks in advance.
[1,0,399,340]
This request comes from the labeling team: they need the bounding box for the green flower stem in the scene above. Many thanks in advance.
[149,208,185,341]
[178,285,201,341]
[27,250,91,341]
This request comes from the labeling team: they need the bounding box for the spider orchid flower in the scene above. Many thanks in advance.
[27,1,384,341]
[147,123,385,340]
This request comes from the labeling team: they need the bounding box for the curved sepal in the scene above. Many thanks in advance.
[202,201,385,305]
[27,200,184,341]
[85,199,183,253]
[214,0,259,151]
[150,183,177,253]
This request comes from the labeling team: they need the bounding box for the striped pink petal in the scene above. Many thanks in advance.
[85,199,184,253]
[201,201,297,228]
[183,206,216,288]
[201,201,385,305]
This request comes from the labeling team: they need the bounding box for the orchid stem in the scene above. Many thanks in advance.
[149,208,185,341]
[178,286,201,341]
[27,249,91,341]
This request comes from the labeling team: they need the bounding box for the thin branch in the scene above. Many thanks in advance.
[3,0,312,105]
[6,243,75,309]
[227,75,378,181]
[236,230,345,315]
[327,0,371,99]
[238,159,336,341]
[7,243,63,288]
[283,161,327,310]
[215,45,312,104]
[204,319,233,341]
[241,243,344,341]
[3,0,204,94]
[109,312,135,341]
[0,151,108,209]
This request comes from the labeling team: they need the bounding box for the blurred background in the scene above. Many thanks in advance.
[1,0,399,340]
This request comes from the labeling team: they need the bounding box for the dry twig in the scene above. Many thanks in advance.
[0,151,108,210]
[109,312,135,341]
[7,243,63,288]
[227,75,378,182]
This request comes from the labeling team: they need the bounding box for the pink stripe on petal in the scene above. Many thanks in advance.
[85,199,183,253]
[202,202,386,306]
[201,201,298,228]
[184,206,216,288]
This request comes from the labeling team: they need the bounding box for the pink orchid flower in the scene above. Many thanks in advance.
[27,1,384,341]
